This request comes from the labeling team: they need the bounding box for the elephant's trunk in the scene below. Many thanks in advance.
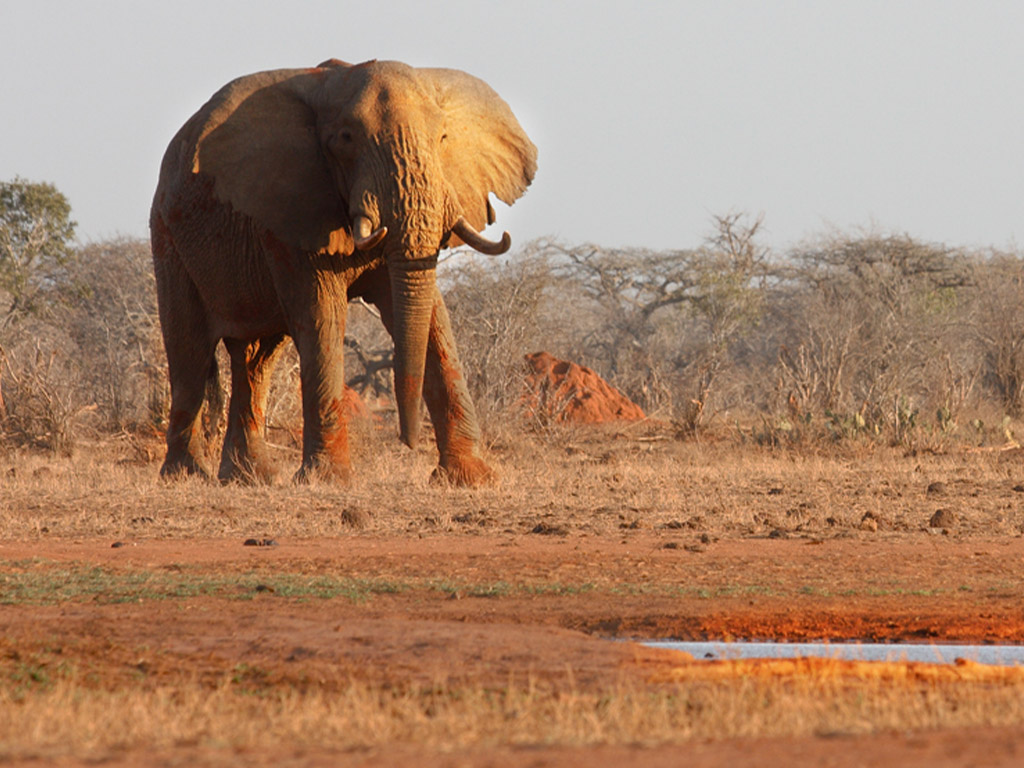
[388,257,437,447]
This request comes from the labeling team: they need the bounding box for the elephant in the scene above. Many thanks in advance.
[150,58,537,485]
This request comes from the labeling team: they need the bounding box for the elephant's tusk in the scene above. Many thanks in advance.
[452,217,511,256]
[353,216,388,250]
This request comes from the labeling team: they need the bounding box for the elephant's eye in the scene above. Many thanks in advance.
[339,130,353,144]
[440,133,447,143]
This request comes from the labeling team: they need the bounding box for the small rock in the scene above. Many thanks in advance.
[1013,484,1024,493]
[243,538,279,547]
[530,522,568,536]
[111,541,126,548]
[767,487,783,495]
[683,543,707,553]
[286,647,315,661]
[768,528,787,539]
[859,514,878,532]
[663,541,680,550]
[926,482,946,495]
[929,509,956,528]
[254,584,275,593]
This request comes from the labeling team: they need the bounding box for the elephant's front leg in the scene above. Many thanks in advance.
[290,293,353,483]
[421,288,495,486]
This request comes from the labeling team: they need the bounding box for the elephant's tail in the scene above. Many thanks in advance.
[202,356,225,442]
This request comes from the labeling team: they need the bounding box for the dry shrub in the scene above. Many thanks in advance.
[67,237,166,432]
[3,223,1024,455]
[0,334,87,454]
[442,246,566,424]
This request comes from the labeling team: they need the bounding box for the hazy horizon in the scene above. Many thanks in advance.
[3,1,1022,252]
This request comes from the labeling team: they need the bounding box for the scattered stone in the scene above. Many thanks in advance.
[447,591,462,600]
[530,522,569,536]
[1013,484,1024,493]
[683,543,707,553]
[663,541,680,550]
[243,538,279,547]
[929,509,956,529]
[663,520,685,529]
[619,519,643,530]
[825,516,839,527]
[698,533,713,545]
[110,541,126,548]
[768,528,787,539]
[767,487,783,495]
[926,482,947,495]
[254,584,275,593]
[130,516,154,525]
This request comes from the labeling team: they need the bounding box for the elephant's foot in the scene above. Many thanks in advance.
[432,454,496,488]
[218,449,277,485]
[293,455,352,485]
[160,452,212,481]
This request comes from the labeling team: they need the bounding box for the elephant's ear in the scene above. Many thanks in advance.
[423,68,538,235]
[192,67,353,255]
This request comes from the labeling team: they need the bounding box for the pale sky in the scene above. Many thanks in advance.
[3,1,1022,251]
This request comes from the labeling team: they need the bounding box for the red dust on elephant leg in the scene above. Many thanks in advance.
[295,397,352,484]
[422,306,497,487]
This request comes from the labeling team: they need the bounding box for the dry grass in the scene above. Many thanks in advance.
[4,669,1024,761]
[1,423,1022,541]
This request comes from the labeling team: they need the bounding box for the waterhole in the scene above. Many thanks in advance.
[644,641,1024,666]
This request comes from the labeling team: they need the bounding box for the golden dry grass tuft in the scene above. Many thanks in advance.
[4,668,1024,761]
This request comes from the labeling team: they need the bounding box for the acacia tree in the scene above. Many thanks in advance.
[0,178,80,450]
[0,177,77,326]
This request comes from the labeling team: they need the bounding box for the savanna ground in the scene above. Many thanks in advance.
[4,418,1024,767]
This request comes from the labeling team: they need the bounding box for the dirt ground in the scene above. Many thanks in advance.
[4,533,1024,766]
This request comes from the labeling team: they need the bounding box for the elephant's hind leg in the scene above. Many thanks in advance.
[154,233,219,480]
[219,335,286,483]
[159,326,219,480]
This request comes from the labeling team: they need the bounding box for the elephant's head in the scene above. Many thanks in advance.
[191,58,537,446]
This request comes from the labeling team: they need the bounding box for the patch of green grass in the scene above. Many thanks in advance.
[0,560,958,607]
